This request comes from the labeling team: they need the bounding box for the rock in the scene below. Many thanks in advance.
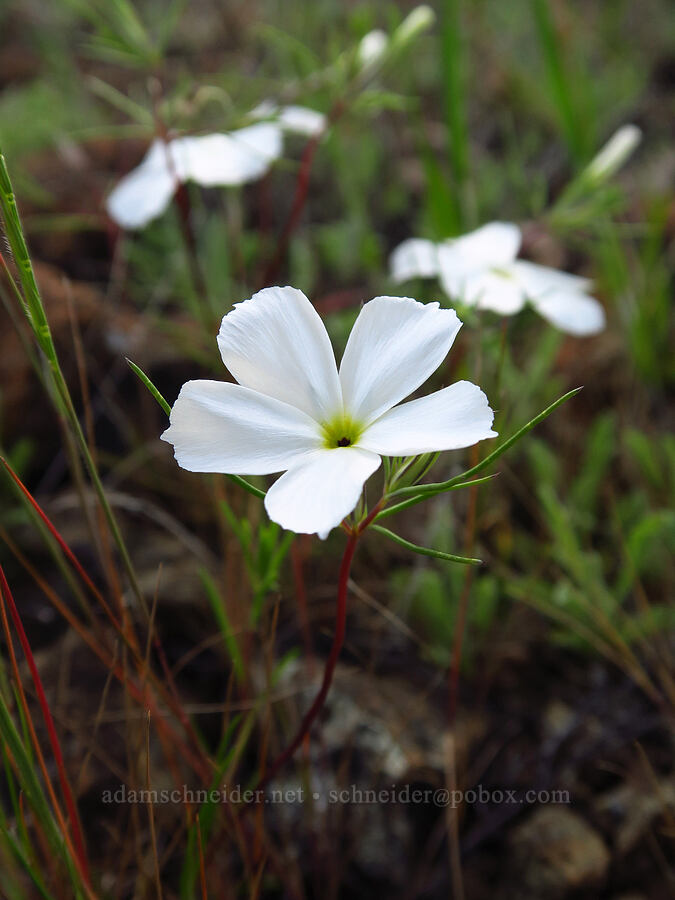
[596,777,675,854]
[508,806,610,899]
[263,662,487,887]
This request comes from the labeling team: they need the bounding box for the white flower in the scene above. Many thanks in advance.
[250,101,326,137]
[390,222,606,336]
[161,288,497,538]
[106,104,325,229]
[106,124,281,229]
[584,124,642,183]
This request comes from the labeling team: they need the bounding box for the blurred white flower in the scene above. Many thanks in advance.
[249,101,326,137]
[584,123,642,182]
[355,6,433,75]
[106,104,325,229]
[358,29,388,67]
[106,124,281,229]
[390,222,606,336]
[162,288,496,538]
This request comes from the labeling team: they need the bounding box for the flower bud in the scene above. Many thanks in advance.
[358,29,388,68]
[392,5,435,49]
[585,124,642,182]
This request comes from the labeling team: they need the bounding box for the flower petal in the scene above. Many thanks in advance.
[161,380,321,474]
[250,102,326,136]
[511,260,592,297]
[339,296,462,425]
[171,124,282,187]
[276,105,326,136]
[389,239,440,282]
[455,268,526,314]
[106,140,176,229]
[217,286,343,421]
[452,221,522,265]
[531,290,606,335]
[264,448,381,538]
[437,222,522,296]
[358,381,497,456]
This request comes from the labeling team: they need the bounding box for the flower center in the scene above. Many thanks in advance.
[321,414,364,450]
[491,266,514,280]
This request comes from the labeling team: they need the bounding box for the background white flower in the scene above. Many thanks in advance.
[106,104,325,230]
[161,288,497,538]
[390,222,606,336]
[250,101,326,137]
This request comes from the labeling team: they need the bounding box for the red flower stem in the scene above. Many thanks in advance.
[447,448,480,725]
[254,501,383,795]
[174,182,211,313]
[262,100,345,287]
[0,563,92,888]
[255,530,358,792]
[291,535,315,672]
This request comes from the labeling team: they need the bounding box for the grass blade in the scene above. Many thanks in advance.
[0,147,147,612]
[531,0,586,163]
[0,565,91,886]
[440,0,470,231]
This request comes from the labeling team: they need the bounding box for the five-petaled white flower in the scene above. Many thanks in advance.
[161,288,497,538]
[390,222,606,336]
[106,105,326,230]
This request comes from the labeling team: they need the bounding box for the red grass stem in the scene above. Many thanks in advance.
[0,458,211,779]
[0,563,91,887]
[0,457,123,635]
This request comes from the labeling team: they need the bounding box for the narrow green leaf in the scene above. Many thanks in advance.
[126,359,266,500]
[377,475,496,521]
[370,524,482,565]
[87,76,154,125]
[126,358,171,415]
[390,387,582,499]
[199,568,245,683]
[226,474,266,501]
